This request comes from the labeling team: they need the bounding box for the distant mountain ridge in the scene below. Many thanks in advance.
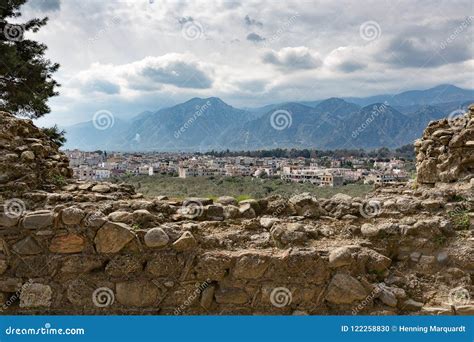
[343,84,474,107]
[63,84,474,151]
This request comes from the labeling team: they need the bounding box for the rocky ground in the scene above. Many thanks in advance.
[0,108,472,315]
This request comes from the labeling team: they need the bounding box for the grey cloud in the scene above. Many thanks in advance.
[28,0,61,12]
[246,32,265,42]
[83,79,120,95]
[245,15,263,27]
[178,16,194,25]
[338,61,366,73]
[220,1,241,9]
[138,60,213,89]
[383,18,473,68]
[262,47,321,70]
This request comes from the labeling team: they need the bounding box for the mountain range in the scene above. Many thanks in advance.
[63,84,474,151]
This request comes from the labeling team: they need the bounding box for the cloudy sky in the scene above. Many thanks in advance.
[18,0,474,127]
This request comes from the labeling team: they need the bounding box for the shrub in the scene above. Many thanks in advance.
[42,125,67,147]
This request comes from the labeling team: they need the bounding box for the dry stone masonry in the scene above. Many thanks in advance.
[0,109,472,315]
[0,112,73,195]
[416,105,474,184]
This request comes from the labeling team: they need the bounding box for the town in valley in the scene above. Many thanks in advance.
[65,149,411,187]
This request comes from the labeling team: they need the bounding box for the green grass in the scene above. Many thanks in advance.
[448,209,470,230]
[433,234,447,247]
[236,194,253,202]
[117,175,373,200]
[131,223,142,231]
[51,174,68,187]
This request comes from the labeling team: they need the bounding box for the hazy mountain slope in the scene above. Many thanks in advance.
[325,104,410,149]
[113,97,253,151]
[62,118,129,151]
[345,84,474,107]
[63,84,474,151]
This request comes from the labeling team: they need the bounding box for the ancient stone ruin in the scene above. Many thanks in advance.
[0,109,472,315]
[0,112,73,195]
[416,105,474,184]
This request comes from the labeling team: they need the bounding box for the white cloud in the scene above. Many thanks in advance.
[73,53,214,98]
[128,54,214,89]
[19,0,472,127]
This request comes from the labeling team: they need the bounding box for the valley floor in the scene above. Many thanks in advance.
[118,175,373,200]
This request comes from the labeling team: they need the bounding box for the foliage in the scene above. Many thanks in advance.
[236,194,253,202]
[51,174,67,186]
[42,124,66,147]
[433,234,447,247]
[131,223,141,231]
[202,144,415,161]
[0,0,60,118]
[448,209,470,230]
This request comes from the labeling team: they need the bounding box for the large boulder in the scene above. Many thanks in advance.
[144,227,169,248]
[49,234,85,253]
[94,221,136,253]
[326,274,368,304]
[116,281,160,306]
[22,210,54,229]
[61,207,85,225]
[289,193,321,218]
[172,231,197,251]
[19,283,52,308]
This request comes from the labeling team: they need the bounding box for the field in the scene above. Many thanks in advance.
[119,175,373,200]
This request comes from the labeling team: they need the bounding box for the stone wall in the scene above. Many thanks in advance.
[415,105,474,184]
[0,111,73,195]
[0,181,472,315]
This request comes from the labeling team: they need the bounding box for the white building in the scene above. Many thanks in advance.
[95,169,111,180]
[281,166,343,186]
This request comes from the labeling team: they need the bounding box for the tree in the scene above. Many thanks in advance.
[0,0,59,118]
[41,124,66,147]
